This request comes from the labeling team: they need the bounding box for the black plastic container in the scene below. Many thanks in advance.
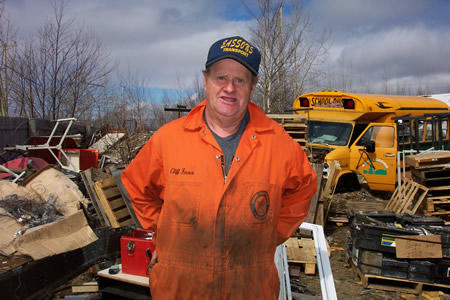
[381,257,409,279]
[408,260,436,283]
[435,260,450,285]
[354,224,420,254]
[399,214,445,226]
[348,210,397,225]
[359,250,383,276]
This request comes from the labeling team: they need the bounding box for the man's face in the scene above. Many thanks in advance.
[204,58,257,125]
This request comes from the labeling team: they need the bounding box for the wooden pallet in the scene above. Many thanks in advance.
[351,259,450,295]
[426,196,450,212]
[266,114,308,148]
[80,168,111,226]
[405,152,450,169]
[93,176,135,228]
[385,178,428,214]
[285,237,316,275]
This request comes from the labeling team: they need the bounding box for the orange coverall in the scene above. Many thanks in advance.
[122,100,317,300]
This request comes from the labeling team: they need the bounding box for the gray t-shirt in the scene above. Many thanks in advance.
[205,110,250,177]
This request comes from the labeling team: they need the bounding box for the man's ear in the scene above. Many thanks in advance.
[203,72,208,92]
[251,76,259,94]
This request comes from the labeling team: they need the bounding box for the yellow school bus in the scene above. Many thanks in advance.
[293,91,450,191]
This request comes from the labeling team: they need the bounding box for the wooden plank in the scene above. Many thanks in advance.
[94,179,121,227]
[427,185,450,191]
[351,259,423,294]
[385,178,428,214]
[431,211,450,216]
[287,246,315,263]
[119,218,135,227]
[411,163,450,170]
[72,282,99,293]
[101,186,122,199]
[322,161,341,224]
[113,171,142,228]
[114,207,132,220]
[266,113,307,121]
[109,198,126,210]
[80,169,110,226]
[286,237,316,275]
[92,174,137,228]
[404,184,428,214]
[303,163,323,226]
[95,176,117,189]
[97,264,149,288]
[405,152,450,168]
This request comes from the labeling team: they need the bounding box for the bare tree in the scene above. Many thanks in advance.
[119,69,153,132]
[243,0,329,113]
[10,0,114,120]
[0,0,17,116]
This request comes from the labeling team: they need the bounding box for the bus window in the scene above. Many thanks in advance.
[357,126,394,148]
[425,122,433,141]
[442,120,448,139]
[308,121,353,146]
[417,120,425,142]
[398,121,411,143]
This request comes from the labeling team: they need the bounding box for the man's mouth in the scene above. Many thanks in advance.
[221,97,236,103]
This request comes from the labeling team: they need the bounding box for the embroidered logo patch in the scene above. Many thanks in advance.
[250,191,270,221]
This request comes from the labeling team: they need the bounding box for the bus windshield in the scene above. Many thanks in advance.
[308,121,353,146]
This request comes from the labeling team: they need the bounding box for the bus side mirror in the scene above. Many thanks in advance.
[365,140,376,153]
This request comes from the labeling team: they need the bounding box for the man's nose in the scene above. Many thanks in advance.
[223,79,236,92]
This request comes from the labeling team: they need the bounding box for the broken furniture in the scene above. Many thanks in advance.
[4,118,98,172]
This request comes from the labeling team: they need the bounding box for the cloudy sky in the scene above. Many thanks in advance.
[3,0,450,97]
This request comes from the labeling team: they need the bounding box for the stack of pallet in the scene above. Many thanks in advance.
[266,114,309,157]
[406,152,450,225]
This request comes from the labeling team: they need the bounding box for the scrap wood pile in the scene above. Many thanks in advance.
[0,125,152,299]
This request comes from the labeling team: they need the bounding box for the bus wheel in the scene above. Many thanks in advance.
[336,173,361,193]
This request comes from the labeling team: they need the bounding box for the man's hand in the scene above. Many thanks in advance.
[148,249,158,274]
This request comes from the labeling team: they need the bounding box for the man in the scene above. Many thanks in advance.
[122,36,317,299]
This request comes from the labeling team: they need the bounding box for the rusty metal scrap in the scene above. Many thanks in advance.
[0,194,64,230]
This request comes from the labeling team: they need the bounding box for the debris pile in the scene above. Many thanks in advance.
[0,118,151,299]
[348,211,450,294]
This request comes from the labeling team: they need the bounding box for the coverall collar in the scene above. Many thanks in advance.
[182,100,274,133]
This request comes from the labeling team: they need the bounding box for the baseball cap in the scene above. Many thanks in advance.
[205,36,261,75]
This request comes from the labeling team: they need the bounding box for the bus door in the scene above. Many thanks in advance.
[349,123,397,191]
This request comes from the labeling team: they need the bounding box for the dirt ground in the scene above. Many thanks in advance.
[293,188,449,300]
[54,188,449,300]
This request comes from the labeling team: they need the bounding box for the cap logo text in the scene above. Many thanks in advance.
[221,38,254,57]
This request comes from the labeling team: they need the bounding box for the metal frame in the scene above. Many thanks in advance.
[276,222,337,300]
[4,118,79,172]
[0,164,25,183]
[299,222,337,300]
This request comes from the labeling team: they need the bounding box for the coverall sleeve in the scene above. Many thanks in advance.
[121,134,164,231]
[277,141,317,245]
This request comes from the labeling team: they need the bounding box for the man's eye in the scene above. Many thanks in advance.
[217,76,226,81]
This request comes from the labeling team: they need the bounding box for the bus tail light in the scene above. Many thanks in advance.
[299,97,309,107]
[343,99,355,109]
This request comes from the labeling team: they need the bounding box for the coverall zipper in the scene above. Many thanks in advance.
[220,155,227,183]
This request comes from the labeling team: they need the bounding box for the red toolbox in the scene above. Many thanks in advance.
[120,229,156,277]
